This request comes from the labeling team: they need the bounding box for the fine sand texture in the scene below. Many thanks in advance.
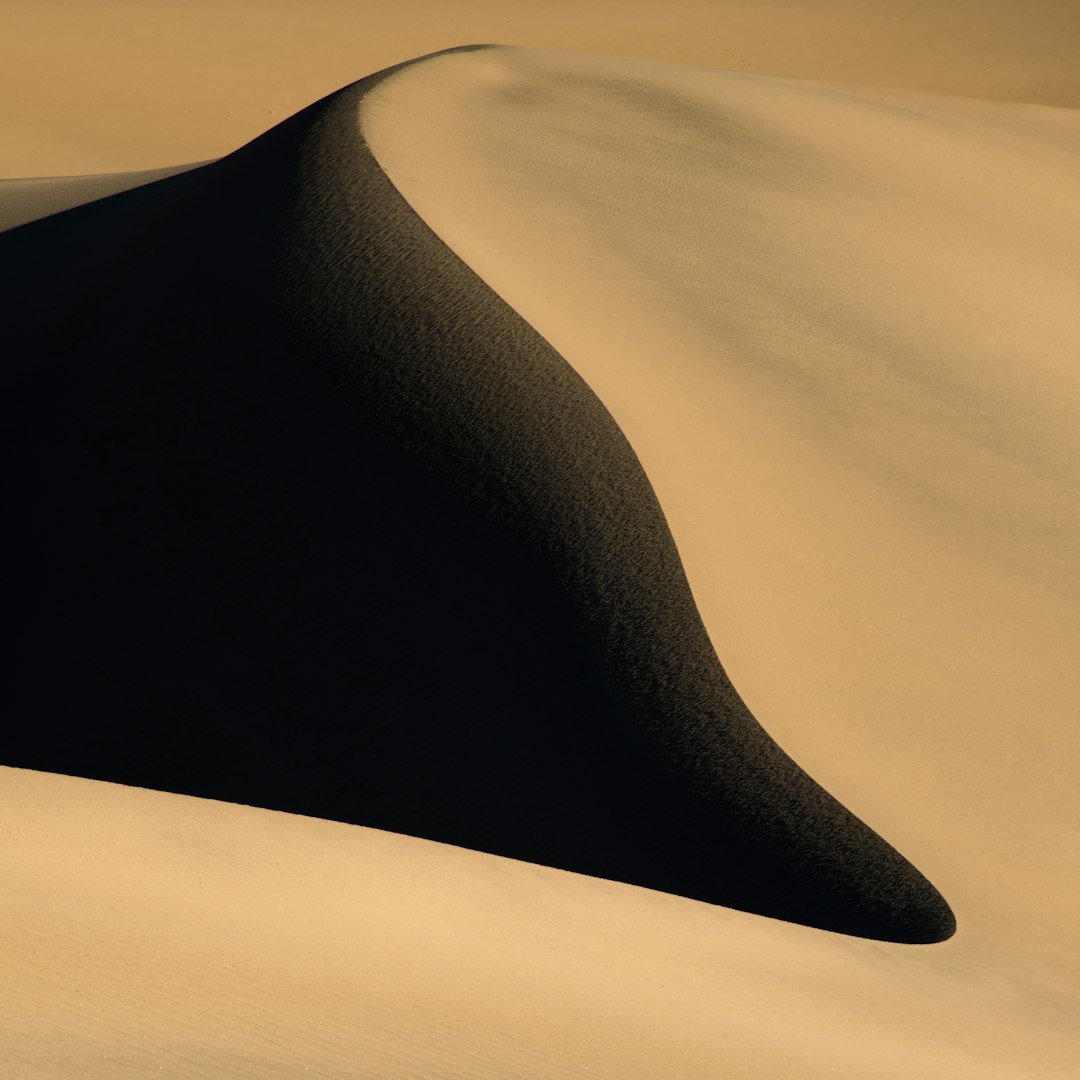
[4,28,1080,1080]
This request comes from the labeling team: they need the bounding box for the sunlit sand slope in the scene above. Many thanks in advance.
[360,41,1080,1024]
[5,0,1080,175]
[1,51,949,942]
[2,768,1075,1079]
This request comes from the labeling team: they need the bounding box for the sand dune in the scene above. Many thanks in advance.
[4,29,1079,1080]
[3,767,1075,1079]
[2,49,952,944]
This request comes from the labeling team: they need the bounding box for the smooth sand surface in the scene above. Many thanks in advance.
[0,164,206,233]
[360,33,1080,990]
[2,56,952,944]
[4,13,1079,1080]
[4,1,1080,175]
[2,766,1075,1080]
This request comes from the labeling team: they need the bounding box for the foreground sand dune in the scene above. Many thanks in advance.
[362,42,1080,978]
[4,39,1079,1080]
[2,766,1074,1080]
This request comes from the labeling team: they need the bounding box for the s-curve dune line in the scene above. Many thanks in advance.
[2,47,951,945]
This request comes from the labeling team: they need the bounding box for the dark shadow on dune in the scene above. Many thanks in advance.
[1,46,954,943]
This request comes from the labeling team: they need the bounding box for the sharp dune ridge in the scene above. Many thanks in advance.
[2,47,953,944]
[7,0,1080,178]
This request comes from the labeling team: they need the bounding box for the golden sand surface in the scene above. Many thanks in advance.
[4,5,1079,1078]
[361,53,1080,978]
[3,1,1080,176]
[3,766,1075,1079]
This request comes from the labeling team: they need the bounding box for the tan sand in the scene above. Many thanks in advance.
[4,9,1079,1079]
[2,765,1075,1079]
[359,43,1080,1069]
[3,1,1080,176]
[0,164,205,233]
[367,42,1075,1071]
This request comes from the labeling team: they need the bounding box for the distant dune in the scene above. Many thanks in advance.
[0,163,206,233]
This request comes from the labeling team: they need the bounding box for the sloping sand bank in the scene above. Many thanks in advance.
[2,766,1074,1080]
[2,53,949,941]
[0,164,206,233]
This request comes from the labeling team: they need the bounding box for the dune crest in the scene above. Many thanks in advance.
[3,766,1068,1080]
[4,38,1079,1080]
[6,0,1080,177]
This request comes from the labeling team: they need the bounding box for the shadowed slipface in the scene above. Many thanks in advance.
[2,49,953,944]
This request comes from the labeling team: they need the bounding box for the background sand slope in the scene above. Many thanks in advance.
[0,164,205,233]
[3,1,1080,175]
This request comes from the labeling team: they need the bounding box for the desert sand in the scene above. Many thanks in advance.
[2,765,1073,1080]
[360,42,1080,956]
[0,164,205,234]
[3,5,1079,1079]
[4,1,1080,176]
